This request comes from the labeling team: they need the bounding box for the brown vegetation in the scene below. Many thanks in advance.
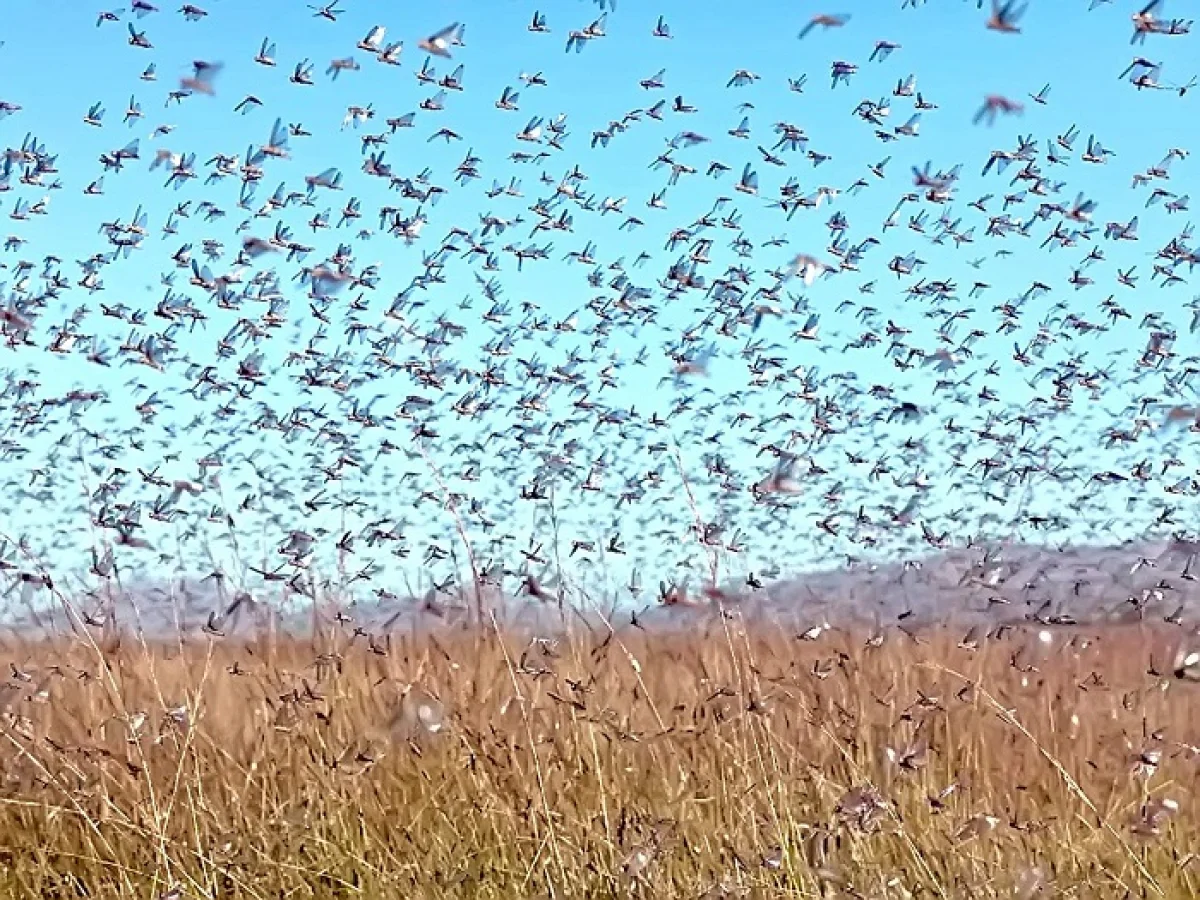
[0,614,1196,898]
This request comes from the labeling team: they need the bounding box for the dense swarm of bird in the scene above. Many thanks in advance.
[0,0,1198,639]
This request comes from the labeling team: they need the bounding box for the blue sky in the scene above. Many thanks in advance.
[0,0,1197,610]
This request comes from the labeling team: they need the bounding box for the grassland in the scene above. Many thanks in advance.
[0,610,1196,898]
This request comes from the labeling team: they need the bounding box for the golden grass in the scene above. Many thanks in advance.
[0,612,1196,898]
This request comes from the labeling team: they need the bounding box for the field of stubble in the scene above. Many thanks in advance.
[0,612,1196,899]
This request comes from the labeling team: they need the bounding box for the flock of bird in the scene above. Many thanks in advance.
[0,0,1199,634]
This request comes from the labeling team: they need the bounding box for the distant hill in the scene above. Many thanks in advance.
[753,538,1199,628]
[6,539,1197,640]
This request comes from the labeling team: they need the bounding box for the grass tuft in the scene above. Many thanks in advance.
[0,615,1195,898]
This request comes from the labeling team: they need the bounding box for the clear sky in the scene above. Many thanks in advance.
[0,0,1197,614]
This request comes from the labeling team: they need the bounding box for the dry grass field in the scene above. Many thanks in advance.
[0,610,1197,899]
